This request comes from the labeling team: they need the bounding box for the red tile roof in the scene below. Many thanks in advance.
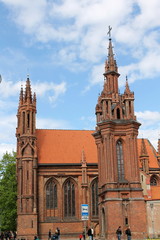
[36,129,97,164]
[36,130,158,169]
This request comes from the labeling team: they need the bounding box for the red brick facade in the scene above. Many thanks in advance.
[16,38,160,240]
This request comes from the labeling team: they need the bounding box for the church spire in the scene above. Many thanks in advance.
[24,75,32,104]
[19,85,24,106]
[124,76,131,94]
[104,26,119,75]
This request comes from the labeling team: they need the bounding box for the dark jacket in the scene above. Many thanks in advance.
[116,228,122,235]
[125,228,131,236]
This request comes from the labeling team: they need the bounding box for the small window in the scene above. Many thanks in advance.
[150,175,158,186]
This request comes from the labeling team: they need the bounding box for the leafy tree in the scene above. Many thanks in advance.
[0,152,17,231]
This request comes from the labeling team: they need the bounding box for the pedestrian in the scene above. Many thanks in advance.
[87,228,92,240]
[55,227,60,240]
[116,226,122,240]
[91,227,94,240]
[82,231,85,240]
[79,234,83,240]
[125,226,131,240]
[48,229,52,240]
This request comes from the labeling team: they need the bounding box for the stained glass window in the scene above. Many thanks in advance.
[116,140,125,181]
[91,178,98,217]
[64,179,75,217]
[46,180,57,209]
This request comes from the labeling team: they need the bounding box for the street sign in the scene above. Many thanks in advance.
[81,204,89,220]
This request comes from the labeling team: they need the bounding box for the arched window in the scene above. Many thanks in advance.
[46,180,57,209]
[91,178,98,217]
[116,140,125,181]
[117,108,120,119]
[150,175,158,186]
[64,179,75,217]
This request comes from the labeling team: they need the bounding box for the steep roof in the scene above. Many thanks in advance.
[36,129,97,164]
[37,129,158,168]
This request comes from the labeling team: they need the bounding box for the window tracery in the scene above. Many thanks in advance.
[116,140,125,181]
[46,180,57,209]
[64,179,75,217]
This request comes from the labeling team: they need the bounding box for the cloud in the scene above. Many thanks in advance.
[0,143,16,160]
[136,111,160,128]
[136,110,160,149]
[2,0,160,86]
[0,76,67,105]
[37,117,71,129]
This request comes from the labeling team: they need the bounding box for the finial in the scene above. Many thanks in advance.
[107,25,112,39]
[27,74,29,79]
[126,75,128,82]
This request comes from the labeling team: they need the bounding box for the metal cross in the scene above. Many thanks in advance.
[107,25,112,38]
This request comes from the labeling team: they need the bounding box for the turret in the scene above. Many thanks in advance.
[16,76,38,240]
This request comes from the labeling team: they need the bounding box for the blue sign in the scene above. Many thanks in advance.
[81,204,89,220]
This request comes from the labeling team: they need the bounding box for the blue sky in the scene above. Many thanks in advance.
[0,0,160,158]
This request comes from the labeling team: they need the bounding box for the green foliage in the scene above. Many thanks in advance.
[0,152,17,231]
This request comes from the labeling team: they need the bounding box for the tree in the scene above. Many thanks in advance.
[0,152,17,231]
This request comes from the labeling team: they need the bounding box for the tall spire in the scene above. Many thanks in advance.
[124,76,131,94]
[104,26,118,74]
[19,85,23,106]
[24,75,32,104]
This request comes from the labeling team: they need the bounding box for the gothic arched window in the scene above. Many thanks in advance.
[117,108,120,119]
[46,180,57,209]
[116,140,125,181]
[150,175,158,186]
[91,178,98,217]
[64,179,75,217]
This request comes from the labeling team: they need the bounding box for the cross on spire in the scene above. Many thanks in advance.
[107,25,112,39]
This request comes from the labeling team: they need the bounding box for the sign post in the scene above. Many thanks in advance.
[81,204,89,240]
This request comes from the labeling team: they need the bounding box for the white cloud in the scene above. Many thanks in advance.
[37,117,71,129]
[136,110,160,149]
[2,0,160,86]
[136,111,160,128]
[0,143,16,160]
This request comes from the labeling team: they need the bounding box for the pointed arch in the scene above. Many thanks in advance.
[45,178,58,209]
[63,178,76,218]
[116,108,121,119]
[91,177,98,217]
[116,139,125,181]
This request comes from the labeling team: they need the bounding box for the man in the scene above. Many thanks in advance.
[55,227,60,240]
[48,229,52,240]
[87,228,92,240]
[125,226,132,240]
[116,226,122,240]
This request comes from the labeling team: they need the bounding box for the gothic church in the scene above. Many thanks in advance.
[16,36,160,240]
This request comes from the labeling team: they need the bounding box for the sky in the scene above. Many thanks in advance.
[0,0,160,158]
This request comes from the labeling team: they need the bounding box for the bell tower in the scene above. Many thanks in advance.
[16,76,38,240]
[93,33,147,239]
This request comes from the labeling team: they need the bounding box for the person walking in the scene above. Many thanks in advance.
[55,227,60,240]
[87,228,92,240]
[48,229,52,240]
[125,226,132,240]
[116,226,122,240]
